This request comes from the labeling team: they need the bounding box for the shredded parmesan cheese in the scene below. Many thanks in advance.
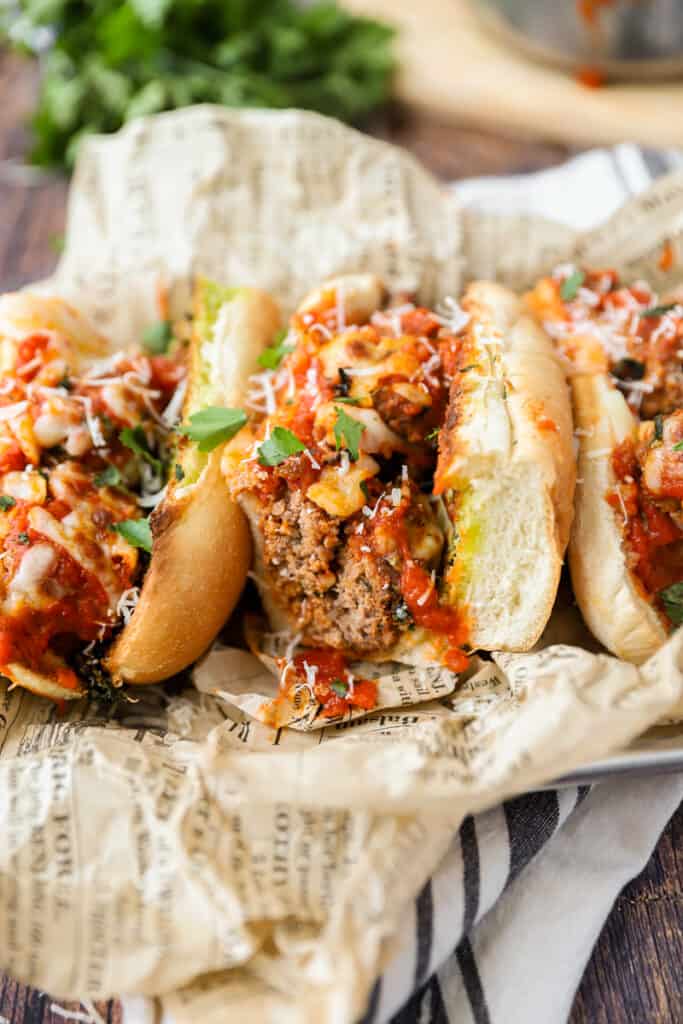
[116,587,140,624]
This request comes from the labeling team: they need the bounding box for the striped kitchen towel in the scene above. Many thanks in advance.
[363,144,683,1024]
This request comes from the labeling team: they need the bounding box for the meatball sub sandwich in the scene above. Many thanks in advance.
[222,274,574,714]
[527,267,683,663]
[0,283,278,700]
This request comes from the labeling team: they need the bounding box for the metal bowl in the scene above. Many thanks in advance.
[473,0,683,79]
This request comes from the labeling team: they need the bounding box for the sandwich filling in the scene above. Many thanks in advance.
[0,313,185,694]
[528,266,683,628]
[224,282,473,713]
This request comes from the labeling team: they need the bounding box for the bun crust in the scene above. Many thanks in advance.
[568,375,668,664]
[438,281,576,651]
[108,285,281,683]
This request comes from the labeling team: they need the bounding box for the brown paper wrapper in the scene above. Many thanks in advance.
[2,107,683,1022]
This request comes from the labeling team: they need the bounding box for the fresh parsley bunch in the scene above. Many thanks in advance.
[4,0,395,168]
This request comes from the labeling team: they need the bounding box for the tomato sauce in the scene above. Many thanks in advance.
[659,239,676,273]
[376,498,470,672]
[0,505,117,673]
[278,648,378,719]
[609,440,683,605]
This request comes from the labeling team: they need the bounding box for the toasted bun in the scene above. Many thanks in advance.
[108,284,281,683]
[568,375,668,664]
[437,281,576,651]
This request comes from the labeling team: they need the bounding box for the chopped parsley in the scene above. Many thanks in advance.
[334,396,363,405]
[257,427,306,466]
[119,425,162,472]
[17,532,30,545]
[0,496,16,511]
[94,464,121,488]
[673,440,683,452]
[142,320,173,354]
[560,269,585,302]
[113,518,152,553]
[333,406,365,461]
[330,679,348,697]
[174,463,185,481]
[642,303,677,319]
[654,414,664,442]
[426,427,440,442]
[181,407,247,452]
[258,330,293,370]
[58,374,73,391]
[659,582,683,626]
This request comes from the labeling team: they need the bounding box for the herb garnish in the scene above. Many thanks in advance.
[94,464,121,488]
[654,414,664,441]
[336,367,352,397]
[642,303,677,319]
[426,427,439,442]
[257,427,306,466]
[673,440,683,452]
[0,496,16,511]
[113,518,153,553]
[333,406,365,461]
[560,269,585,302]
[659,582,683,626]
[17,532,30,545]
[119,426,162,472]
[181,407,247,452]
[143,320,173,354]
[330,679,348,697]
[360,480,370,501]
[258,330,293,370]
[174,463,185,481]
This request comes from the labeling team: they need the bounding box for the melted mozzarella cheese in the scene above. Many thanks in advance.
[306,453,379,517]
[5,543,56,612]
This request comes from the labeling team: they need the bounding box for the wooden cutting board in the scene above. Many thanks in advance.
[347,0,683,147]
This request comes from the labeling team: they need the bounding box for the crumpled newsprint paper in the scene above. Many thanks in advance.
[2,107,683,1023]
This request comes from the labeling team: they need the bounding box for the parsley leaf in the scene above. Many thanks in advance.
[119,426,162,472]
[258,330,293,370]
[673,440,683,452]
[560,269,585,302]
[113,517,152,553]
[333,406,365,461]
[659,581,683,626]
[654,414,664,441]
[0,496,15,511]
[18,532,30,545]
[334,396,363,405]
[94,464,121,488]
[181,407,247,452]
[257,426,305,466]
[426,427,439,442]
[642,303,677,319]
[142,320,173,354]
[330,679,348,697]
[174,463,185,480]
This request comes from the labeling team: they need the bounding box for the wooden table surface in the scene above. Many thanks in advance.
[0,47,681,1024]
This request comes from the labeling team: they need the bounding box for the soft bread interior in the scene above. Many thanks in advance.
[569,375,668,664]
[447,464,561,650]
[439,281,576,652]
